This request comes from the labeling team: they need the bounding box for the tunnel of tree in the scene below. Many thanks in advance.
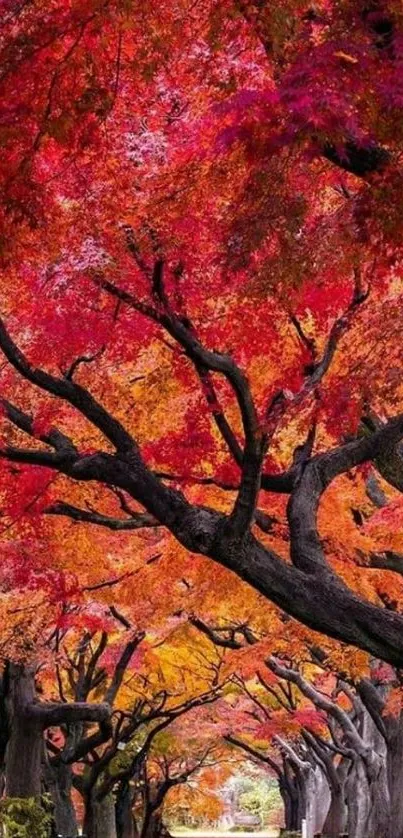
[0,1,402,837]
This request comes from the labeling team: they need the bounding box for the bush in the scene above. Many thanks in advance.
[0,797,52,838]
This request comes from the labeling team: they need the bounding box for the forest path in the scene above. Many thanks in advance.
[171,831,280,837]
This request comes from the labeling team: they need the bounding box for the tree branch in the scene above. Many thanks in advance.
[45,501,159,530]
[104,633,145,705]
[0,317,135,451]
[30,700,111,728]
[225,734,281,776]
[266,657,367,756]
[273,736,310,772]
[287,412,403,573]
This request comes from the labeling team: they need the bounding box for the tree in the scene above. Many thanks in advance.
[45,620,145,838]
[3,660,110,802]
[133,724,229,838]
[192,613,403,838]
[0,2,403,678]
[45,616,226,838]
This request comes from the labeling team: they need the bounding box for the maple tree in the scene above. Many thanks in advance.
[0,598,231,838]
[0,0,402,670]
[0,0,403,835]
[194,617,400,838]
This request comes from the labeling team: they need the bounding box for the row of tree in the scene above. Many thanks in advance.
[3,598,403,838]
[2,619,229,838]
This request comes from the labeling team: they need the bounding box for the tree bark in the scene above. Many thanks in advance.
[322,787,346,838]
[363,709,389,838]
[322,759,349,838]
[312,766,330,835]
[141,811,169,838]
[385,711,403,838]
[116,782,137,838]
[275,744,316,838]
[345,711,389,838]
[84,793,118,838]
[44,761,79,837]
[4,664,43,798]
[279,773,300,833]
[298,764,316,838]
[357,676,403,838]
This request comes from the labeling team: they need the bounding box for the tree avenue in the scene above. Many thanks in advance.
[0,0,403,836]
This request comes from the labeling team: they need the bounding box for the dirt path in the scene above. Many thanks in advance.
[171,831,280,838]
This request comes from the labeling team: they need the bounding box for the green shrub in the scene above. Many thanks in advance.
[0,797,52,838]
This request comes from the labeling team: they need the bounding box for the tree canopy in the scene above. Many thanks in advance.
[0,2,403,836]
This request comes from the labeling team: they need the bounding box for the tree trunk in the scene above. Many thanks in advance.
[312,766,330,835]
[116,782,137,838]
[364,709,389,838]
[322,788,346,838]
[84,794,118,838]
[340,696,389,838]
[279,781,296,833]
[386,711,403,838]
[345,757,369,838]
[345,751,389,838]
[44,761,79,837]
[283,763,316,838]
[300,765,317,838]
[5,663,43,798]
[367,758,390,838]
[141,811,169,838]
[322,760,349,838]
[281,763,301,832]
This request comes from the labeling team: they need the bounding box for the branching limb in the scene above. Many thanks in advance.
[273,736,311,772]
[0,397,78,455]
[0,317,135,451]
[287,412,403,573]
[96,263,264,537]
[104,632,145,705]
[45,501,159,530]
[64,346,105,381]
[225,734,281,776]
[360,412,403,492]
[30,700,111,728]
[266,657,368,757]
[368,551,403,576]
[355,678,387,741]
[189,615,256,649]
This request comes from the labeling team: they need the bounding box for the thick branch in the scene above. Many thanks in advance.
[96,268,264,536]
[1,397,77,455]
[29,700,111,728]
[368,551,403,577]
[225,734,281,777]
[0,446,72,468]
[0,318,135,451]
[104,634,145,705]
[287,412,403,573]
[356,678,387,741]
[267,658,367,756]
[273,736,310,772]
[361,413,403,492]
[189,616,245,649]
